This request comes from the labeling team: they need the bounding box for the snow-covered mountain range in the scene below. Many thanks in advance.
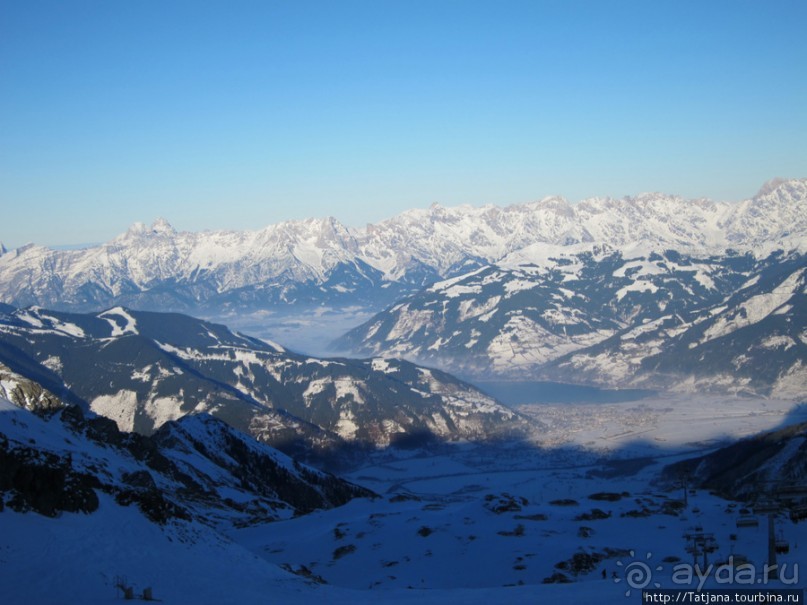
[1,179,805,313]
[1,178,804,396]
[339,245,807,395]
[0,306,531,466]
[327,178,807,392]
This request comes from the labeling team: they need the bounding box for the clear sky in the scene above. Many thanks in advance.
[1,0,806,249]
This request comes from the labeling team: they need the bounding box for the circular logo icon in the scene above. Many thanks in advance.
[614,551,663,597]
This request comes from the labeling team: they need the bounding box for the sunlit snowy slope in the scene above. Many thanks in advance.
[341,244,807,393]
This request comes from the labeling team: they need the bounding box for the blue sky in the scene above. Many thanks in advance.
[2,0,806,248]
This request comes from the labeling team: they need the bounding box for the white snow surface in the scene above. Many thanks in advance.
[99,307,139,337]
[89,390,139,432]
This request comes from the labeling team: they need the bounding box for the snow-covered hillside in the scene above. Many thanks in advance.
[0,396,371,527]
[548,264,807,396]
[339,244,807,394]
[0,306,532,465]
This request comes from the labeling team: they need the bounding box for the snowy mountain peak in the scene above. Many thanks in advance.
[723,178,807,244]
[753,176,806,200]
[121,221,149,238]
[755,176,793,198]
[118,218,176,241]
[150,217,176,235]
[527,196,575,215]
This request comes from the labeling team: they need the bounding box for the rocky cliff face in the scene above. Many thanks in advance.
[0,362,66,414]
[0,396,374,525]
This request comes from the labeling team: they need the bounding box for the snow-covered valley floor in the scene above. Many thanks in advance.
[2,394,806,604]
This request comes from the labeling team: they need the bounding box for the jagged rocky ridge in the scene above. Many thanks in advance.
[0,179,805,313]
[0,396,374,525]
[0,306,532,466]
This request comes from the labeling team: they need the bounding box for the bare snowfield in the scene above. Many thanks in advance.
[2,394,806,604]
[230,394,807,602]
